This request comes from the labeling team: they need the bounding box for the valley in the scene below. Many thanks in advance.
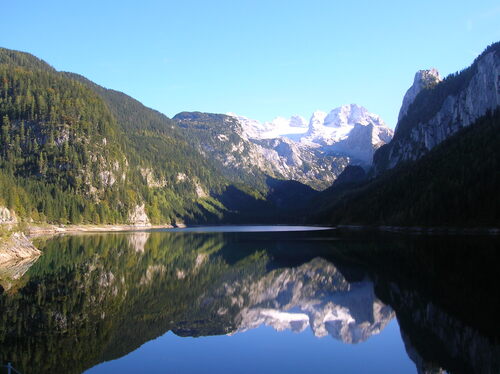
[1,42,498,230]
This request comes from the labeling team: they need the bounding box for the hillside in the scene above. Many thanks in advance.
[308,42,500,228]
[0,47,322,226]
[0,48,236,225]
[312,109,500,227]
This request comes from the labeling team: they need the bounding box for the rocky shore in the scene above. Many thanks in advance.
[0,232,41,266]
[25,223,176,237]
[0,223,183,269]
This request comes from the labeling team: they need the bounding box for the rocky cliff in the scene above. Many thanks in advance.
[397,69,442,124]
[374,42,500,173]
[175,105,392,191]
[233,104,393,167]
[174,111,350,190]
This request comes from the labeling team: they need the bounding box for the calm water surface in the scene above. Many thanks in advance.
[0,227,498,374]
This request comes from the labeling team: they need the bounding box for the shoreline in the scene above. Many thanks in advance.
[3,222,499,240]
[336,224,500,236]
[26,223,180,237]
[1,222,498,269]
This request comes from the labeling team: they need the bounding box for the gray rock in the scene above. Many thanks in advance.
[397,68,442,125]
[0,206,17,224]
[376,46,500,173]
[128,204,151,226]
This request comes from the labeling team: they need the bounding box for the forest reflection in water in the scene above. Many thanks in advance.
[0,229,499,374]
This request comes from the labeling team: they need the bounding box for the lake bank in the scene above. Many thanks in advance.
[0,231,41,266]
[337,224,500,236]
[25,223,178,237]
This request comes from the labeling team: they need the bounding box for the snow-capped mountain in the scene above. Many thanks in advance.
[174,105,392,191]
[229,104,393,165]
[175,112,350,190]
[228,113,309,140]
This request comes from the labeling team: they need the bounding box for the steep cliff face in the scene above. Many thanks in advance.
[127,204,151,226]
[374,42,500,173]
[174,111,350,190]
[397,69,442,124]
[176,106,392,191]
[233,104,393,167]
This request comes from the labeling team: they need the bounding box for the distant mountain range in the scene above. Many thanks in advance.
[0,41,499,227]
[174,105,393,191]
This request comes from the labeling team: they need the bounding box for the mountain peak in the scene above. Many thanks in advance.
[323,104,383,128]
[229,105,393,165]
[289,115,308,128]
[308,110,328,129]
[397,68,442,123]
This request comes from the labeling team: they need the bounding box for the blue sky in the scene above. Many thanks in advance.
[1,1,499,128]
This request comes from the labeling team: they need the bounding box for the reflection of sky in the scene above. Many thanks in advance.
[86,320,415,374]
[157,226,333,233]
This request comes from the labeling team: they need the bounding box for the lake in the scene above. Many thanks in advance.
[0,227,499,374]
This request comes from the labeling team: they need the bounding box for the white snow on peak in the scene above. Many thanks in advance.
[309,110,328,128]
[228,104,388,144]
[227,112,309,140]
[227,104,393,165]
[324,104,383,128]
[289,115,308,128]
[299,104,390,150]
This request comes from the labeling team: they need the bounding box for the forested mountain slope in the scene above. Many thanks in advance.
[0,47,319,225]
[312,109,500,226]
[308,42,500,228]
[0,48,233,224]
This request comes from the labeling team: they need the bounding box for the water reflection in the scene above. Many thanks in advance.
[231,257,393,343]
[0,230,499,374]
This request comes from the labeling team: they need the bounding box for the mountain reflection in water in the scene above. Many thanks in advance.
[0,229,499,374]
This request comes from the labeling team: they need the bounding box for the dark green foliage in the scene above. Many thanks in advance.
[330,165,366,187]
[313,109,500,226]
[0,47,243,224]
[0,50,133,223]
[0,48,55,72]
[0,46,316,225]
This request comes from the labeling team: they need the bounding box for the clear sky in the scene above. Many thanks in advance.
[1,1,499,128]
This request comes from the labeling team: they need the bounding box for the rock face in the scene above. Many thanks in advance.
[175,112,350,190]
[128,204,151,226]
[397,69,442,124]
[374,43,500,173]
[233,104,393,166]
[0,207,17,224]
[176,105,392,190]
[329,121,393,164]
[0,232,41,266]
[301,104,391,152]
